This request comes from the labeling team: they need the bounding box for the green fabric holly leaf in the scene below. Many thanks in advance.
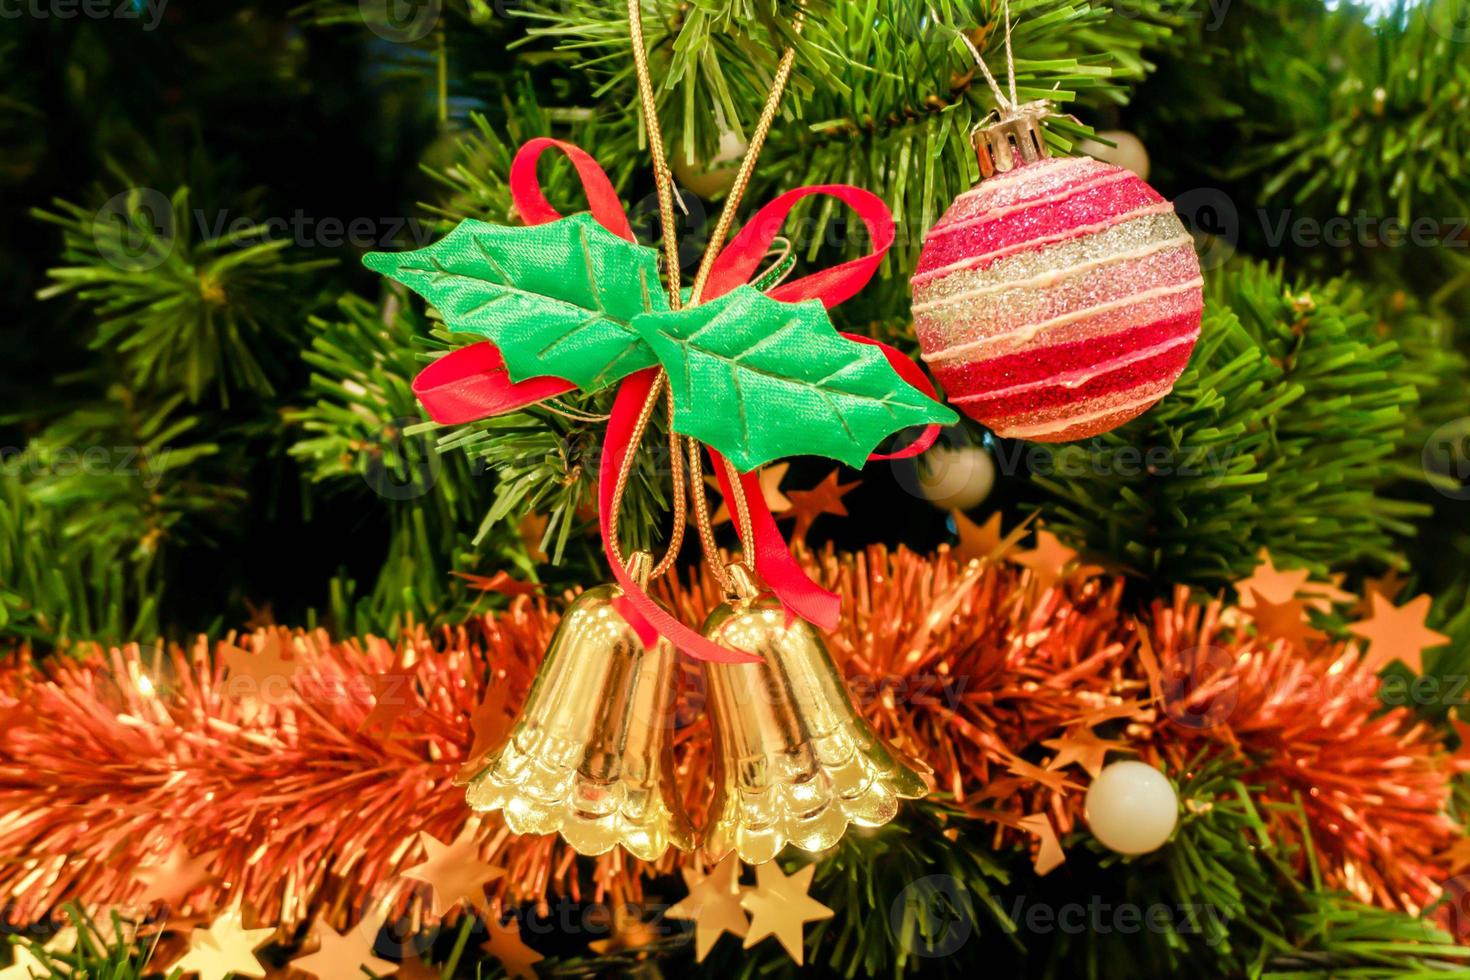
[633,286,957,471]
[363,213,665,391]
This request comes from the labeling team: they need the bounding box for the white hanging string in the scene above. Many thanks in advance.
[944,3,1020,117]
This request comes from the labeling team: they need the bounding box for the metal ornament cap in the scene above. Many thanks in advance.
[974,100,1053,178]
[463,552,695,860]
[698,566,928,865]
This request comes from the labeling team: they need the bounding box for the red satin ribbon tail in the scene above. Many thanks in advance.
[599,370,761,664]
[708,448,841,632]
[842,333,944,461]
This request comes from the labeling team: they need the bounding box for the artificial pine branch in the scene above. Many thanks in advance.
[34,181,334,405]
[0,385,242,648]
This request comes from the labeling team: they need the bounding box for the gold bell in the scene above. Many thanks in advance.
[699,564,928,864]
[464,552,694,860]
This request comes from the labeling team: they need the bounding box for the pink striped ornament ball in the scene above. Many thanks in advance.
[911,155,1204,442]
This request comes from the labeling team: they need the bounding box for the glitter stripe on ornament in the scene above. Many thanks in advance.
[927,167,1134,246]
[946,332,1196,405]
[921,279,1204,365]
[916,179,1165,272]
[914,202,1182,286]
[913,243,1201,336]
[912,210,1191,299]
[999,382,1170,440]
[946,156,1102,217]
[956,340,1196,419]
[992,377,1177,439]
[931,312,1202,394]
[913,232,1192,312]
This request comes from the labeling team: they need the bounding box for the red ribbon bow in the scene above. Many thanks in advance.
[412,137,941,662]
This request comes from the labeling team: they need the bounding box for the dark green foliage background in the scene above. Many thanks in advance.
[1,1,1469,975]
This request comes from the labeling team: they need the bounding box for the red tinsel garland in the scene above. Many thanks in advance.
[0,546,1458,931]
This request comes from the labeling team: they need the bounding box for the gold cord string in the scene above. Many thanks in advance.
[603,0,690,580]
[688,38,800,306]
[654,382,687,578]
[606,372,666,569]
[682,21,803,583]
[628,0,684,312]
[615,0,801,589]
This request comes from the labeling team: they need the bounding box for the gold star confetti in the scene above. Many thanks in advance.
[479,917,542,980]
[221,634,300,719]
[134,845,220,909]
[173,906,275,980]
[1005,754,1082,794]
[454,684,514,783]
[587,904,659,956]
[1018,812,1065,875]
[359,669,418,736]
[220,633,298,689]
[451,570,541,597]
[0,943,48,980]
[709,462,792,526]
[1235,549,1311,608]
[290,908,396,980]
[1299,574,1354,612]
[401,827,504,917]
[1436,837,1470,877]
[952,510,1003,564]
[1236,549,1351,614]
[1042,728,1130,778]
[739,862,832,966]
[1349,593,1450,674]
[666,854,748,962]
[1246,590,1325,649]
[1362,568,1410,609]
[1012,528,1082,594]
[782,469,860,546]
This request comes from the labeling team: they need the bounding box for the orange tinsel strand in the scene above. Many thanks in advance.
[0,546,1459,930]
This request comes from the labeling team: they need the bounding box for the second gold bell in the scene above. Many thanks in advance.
[699,563,928,864]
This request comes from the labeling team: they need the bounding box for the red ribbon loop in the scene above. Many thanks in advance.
[708,448,841,630]
[507,137,636,241]
[702,184,896,308]
[844,334,943,461]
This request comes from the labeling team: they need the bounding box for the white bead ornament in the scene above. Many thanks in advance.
[1084,760,1179,855]
[915,441,997,512]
